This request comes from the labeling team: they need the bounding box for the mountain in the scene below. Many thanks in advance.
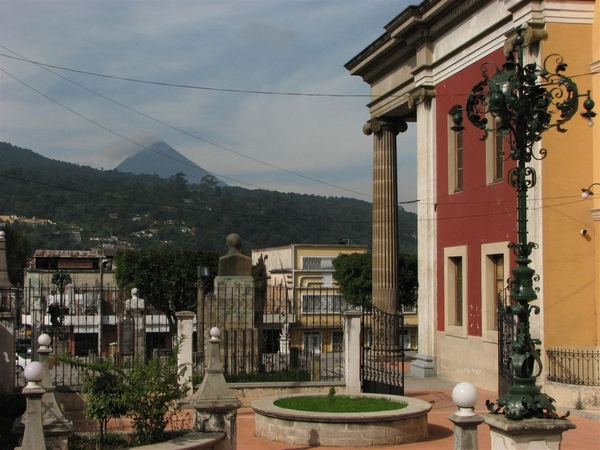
[115,141,226,186]
[0,141,417,253]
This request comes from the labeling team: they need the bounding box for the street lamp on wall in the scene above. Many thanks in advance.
[581,183,600,199]
[450,25,595,420]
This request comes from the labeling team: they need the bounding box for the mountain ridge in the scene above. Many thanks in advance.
[0,141,417,254]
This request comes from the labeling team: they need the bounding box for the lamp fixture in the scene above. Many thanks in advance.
[581,183,600,199]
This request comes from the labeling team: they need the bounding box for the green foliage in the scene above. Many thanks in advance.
[328,386,336,403]
[124,339,189,446]
[0,222,30,287]
[332,253,372,308]
[0,142,417,253]
[333,252,418,309]
[64,340,188,447]
[224,368,311,383]
[397,253,418,308]
[66,357,128,446]
[274,395,407,413]
[114,248,219,331]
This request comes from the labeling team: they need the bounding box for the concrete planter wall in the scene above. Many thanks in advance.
[252,393,432,447]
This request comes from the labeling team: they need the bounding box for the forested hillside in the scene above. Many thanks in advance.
[0,142,417,254]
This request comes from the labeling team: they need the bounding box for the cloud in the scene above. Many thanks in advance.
[0,0,417,210]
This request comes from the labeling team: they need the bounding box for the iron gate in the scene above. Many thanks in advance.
[361,305,404,395]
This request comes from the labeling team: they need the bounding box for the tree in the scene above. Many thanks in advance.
[397,253,418,308]
[333,252,418,309]
[75,358,128,448]
[114,248,219,332]
[1,223,30,287]
[332,253,372,308]
[124,338,189,446]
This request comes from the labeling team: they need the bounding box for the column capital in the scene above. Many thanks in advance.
[363,117,408,136]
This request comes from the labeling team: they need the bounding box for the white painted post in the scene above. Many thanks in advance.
[343,310,362,394]
[176,311,195,397]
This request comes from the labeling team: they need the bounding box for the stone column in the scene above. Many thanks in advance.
[412,89,437,377]
[176,311,195,397]
[343,310,362,394]
[363,117,408,315]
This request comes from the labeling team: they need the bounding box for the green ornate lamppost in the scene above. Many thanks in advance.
[451,26,596,420]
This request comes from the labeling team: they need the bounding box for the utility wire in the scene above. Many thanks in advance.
[0,46,374,199]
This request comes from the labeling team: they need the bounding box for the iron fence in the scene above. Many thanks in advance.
[11,282,349,388]
[547,348,600,387]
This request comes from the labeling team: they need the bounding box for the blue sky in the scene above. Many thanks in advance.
[0,0,418,211]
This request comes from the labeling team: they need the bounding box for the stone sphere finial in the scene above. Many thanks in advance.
[452,382,478,416]
[24,361,46,387]
[226,233,242,251]
[0,231,5,239]
[210,327,221,341]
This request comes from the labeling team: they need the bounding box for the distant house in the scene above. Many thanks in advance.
[252,243,369,355]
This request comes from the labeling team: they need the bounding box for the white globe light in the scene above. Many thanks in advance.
[24,361,46,385]
[452,382,478,416]
[210,327,221,340]
[38,333,52,347]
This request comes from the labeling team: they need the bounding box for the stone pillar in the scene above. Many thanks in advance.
[14,361,46,450]
[176,311,195,397]
[412,89,437,377]
[484,415,575,450]
[191,327,242,450]
[125,288,146,364]
[448,414,485,450]
[343,310,362,394]
[363,118,408,315]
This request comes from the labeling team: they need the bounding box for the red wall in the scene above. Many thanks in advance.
[435,49,517,336]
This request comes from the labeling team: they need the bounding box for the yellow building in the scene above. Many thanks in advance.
[252,243,367,355]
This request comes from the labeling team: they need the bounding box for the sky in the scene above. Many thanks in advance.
[0,0,418,212]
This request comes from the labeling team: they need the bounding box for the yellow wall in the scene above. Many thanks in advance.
[541,22,597,347]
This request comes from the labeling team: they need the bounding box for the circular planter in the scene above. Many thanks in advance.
[252,393,432,447]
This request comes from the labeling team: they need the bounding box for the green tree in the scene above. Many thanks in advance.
[124,339,188,446]
[72,358,128,448]
[1,223,30,287]
[333,252,418,309]
[114,248,219,332]
[332,253,372,308]
[397,253,418,308]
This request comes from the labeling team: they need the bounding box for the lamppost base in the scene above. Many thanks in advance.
[487,377,566,420]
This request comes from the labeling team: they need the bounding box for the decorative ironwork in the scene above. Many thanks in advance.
[547,348,600,386]
[361,305,404,395]
[451,26,596,420]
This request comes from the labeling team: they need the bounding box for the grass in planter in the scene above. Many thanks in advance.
[274,393,407,413]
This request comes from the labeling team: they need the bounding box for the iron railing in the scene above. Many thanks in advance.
[547,348,600,387]
[10,283,350,387]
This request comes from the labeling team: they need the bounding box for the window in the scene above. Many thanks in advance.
[444,246,467,337]
[448,116,464,193]
[302,256,335,271]
[451,257,463,326]
[301,293,344,314]
[481,242,509,342]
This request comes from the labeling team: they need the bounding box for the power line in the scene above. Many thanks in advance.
[0,51,368,98]
[0,46,373,199]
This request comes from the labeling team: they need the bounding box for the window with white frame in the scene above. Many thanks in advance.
[444,246,467,337]
[481,242,509,342]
